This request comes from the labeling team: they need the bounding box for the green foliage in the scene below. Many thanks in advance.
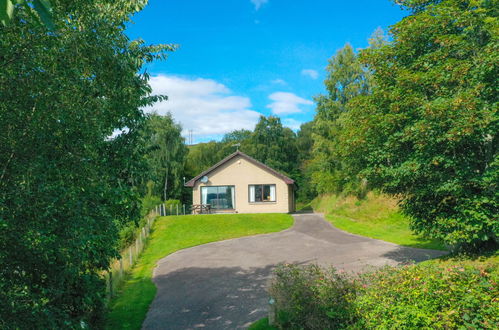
[0,0,173,327]
[338,0,498,249]
[1,0,54,29]
[267,254,498,329]
[141,113,188,202]
[244,116,299,178]
[356,260,499,328]
[106,213,294,329]
[185,141,228,177]
[295,121,317,202]
[309,38,380,195]
[248,317,277,330]
[268,264,359,329]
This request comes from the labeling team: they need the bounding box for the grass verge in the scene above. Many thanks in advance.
[312,192,446,250]
[105,213,293,329]
[248,317,277,330]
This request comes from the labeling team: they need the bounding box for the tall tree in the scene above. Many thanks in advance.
[0,0,172,327]
[296,121,317,201]
[143,113,188,201]
[310,43,371,194]
[244,116,299,177]
[338,0,498,249]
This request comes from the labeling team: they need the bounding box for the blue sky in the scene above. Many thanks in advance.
[126,0,407,143]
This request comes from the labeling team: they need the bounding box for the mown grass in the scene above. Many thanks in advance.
[312,192,446,250]
[105,213,294,329]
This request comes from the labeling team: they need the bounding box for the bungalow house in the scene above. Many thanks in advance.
[185,151,296,213]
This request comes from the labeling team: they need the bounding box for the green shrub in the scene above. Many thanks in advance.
[140,194,162,218]
[268,264,358,329]
[356,262,499,329]
[268,259,498,329]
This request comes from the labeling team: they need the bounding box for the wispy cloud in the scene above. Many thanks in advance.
[266,92,313,115]
[147,75,262,141]
[301,69,319,80]
[251,0,268,10]
[271,79,287,85]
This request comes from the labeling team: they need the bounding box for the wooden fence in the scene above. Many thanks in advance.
[104,210,158,300]
[104,203,199,301]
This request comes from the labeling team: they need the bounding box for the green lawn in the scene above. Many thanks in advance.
[312,193,446,250]
[105,213,294,329]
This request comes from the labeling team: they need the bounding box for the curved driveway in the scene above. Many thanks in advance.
[143,213,445,329]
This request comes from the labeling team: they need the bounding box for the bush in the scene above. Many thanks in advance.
[268,260,498,329]
[140,194,162,218]
[356,262,499,329]
[268,264,358,329]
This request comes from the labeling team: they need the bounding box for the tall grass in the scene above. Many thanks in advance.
[312,192,445,250]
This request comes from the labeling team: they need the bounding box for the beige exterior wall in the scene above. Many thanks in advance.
[192,155,294,213]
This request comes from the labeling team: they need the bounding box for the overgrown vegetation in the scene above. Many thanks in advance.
[335,0,498,249]
[0,1,173,327]
[267,253,498,329]
[312,193,445,250]
[106,213,294,329]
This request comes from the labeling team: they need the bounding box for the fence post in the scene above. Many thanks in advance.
[170,204,172,216]
[268,298,276,325]
[183,204,186,215]
[129,247,133,265]
[119,258,123,277]
[176,204,179,216]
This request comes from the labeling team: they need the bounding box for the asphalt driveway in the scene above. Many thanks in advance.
[143,213,446,329]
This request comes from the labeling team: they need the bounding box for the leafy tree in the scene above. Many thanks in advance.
[142,113,188,201]
[0,0,54,28]
[0,0,172,327]
[221,129,252,144]
[310,43,371,195]
[185,129,251,179]
[244,116,299,178]
[338,0,498,249]
[185,141,224,177]
[295,121,317,201]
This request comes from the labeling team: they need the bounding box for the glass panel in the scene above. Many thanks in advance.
[203,186,219,208]
[263,185,271,201]
[254,185,263,202]
[202,186,234,209]
[216,186,230,209]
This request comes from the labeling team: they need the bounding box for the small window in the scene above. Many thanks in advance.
[249,184,276,202]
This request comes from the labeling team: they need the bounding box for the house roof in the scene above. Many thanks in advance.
[184,150,295,187]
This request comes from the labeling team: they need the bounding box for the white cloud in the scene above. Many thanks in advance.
[266,92,313,115]
[271,79,287,85]
[147,75,262,141]
[283,118,303,131]
[301,69,319,80]
[251,0,268,10]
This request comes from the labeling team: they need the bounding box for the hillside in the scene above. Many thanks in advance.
[311,192,446,250]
